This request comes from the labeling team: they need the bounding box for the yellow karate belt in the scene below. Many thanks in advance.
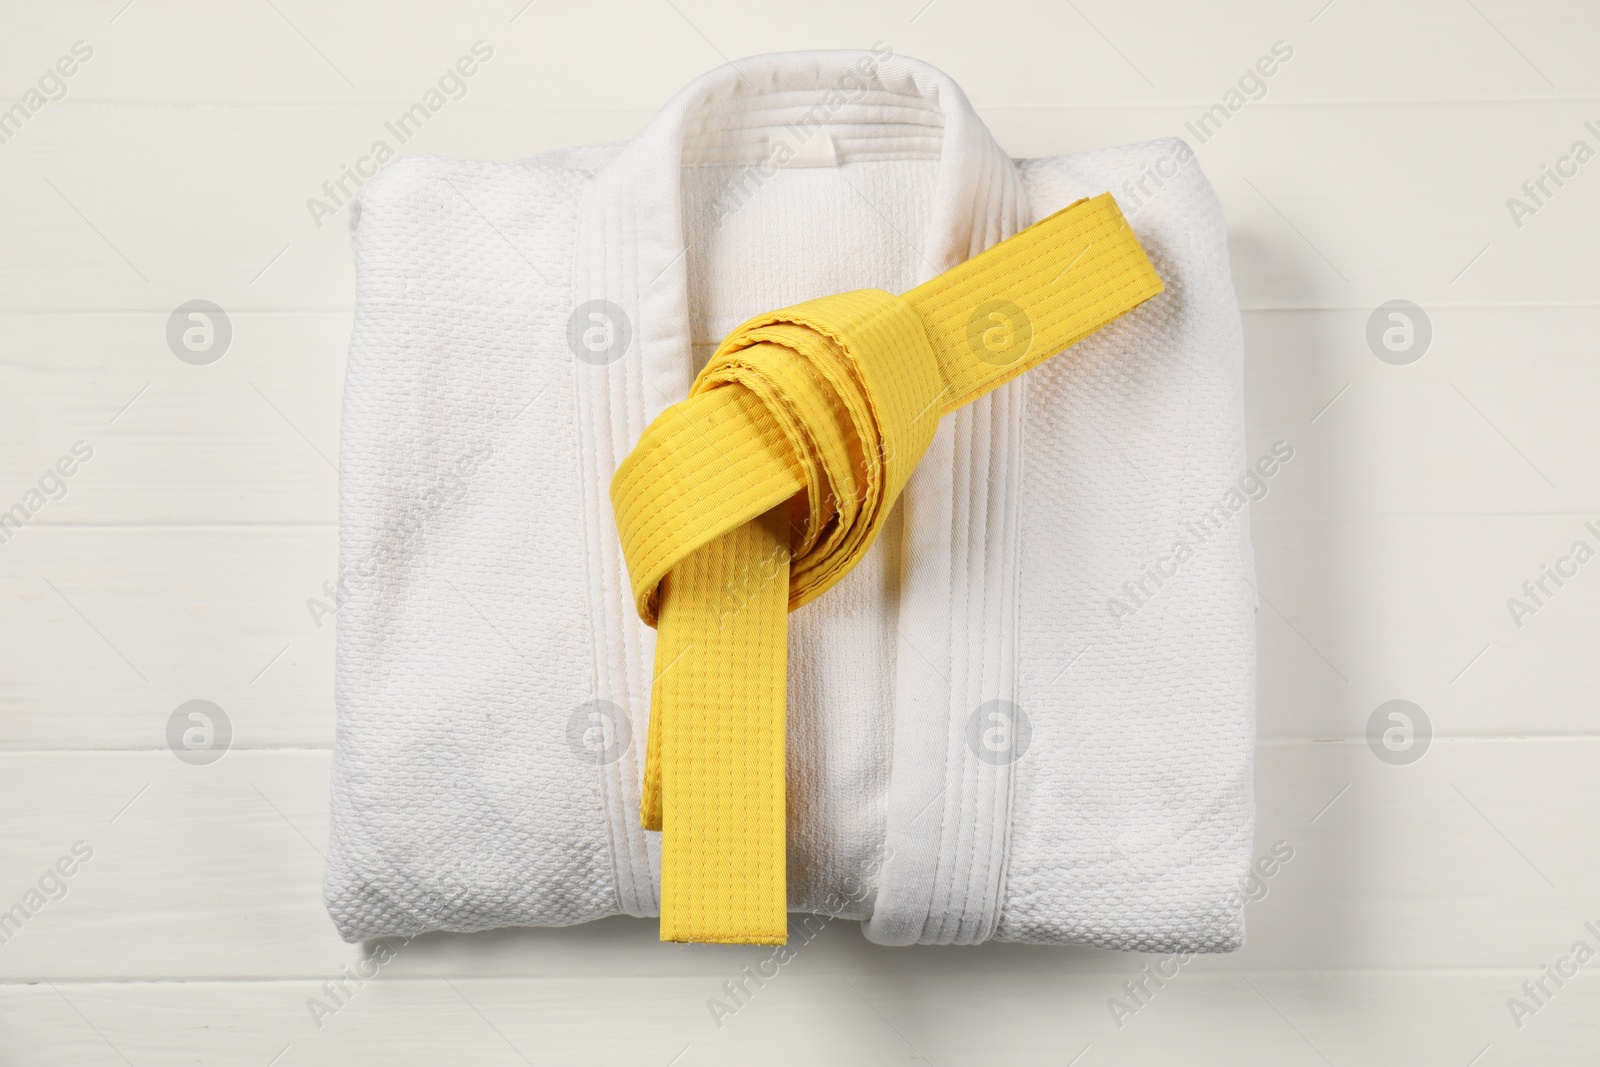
[611,193,1163,944]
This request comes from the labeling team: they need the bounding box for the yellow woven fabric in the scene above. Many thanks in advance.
[611,193,1164,944]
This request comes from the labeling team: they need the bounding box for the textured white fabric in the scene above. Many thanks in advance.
[325,49,1255,952]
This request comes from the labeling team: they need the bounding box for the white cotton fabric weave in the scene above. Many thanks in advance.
[325,49,1255,952]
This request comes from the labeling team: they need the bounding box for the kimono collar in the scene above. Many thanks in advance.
[573,49,1031,421]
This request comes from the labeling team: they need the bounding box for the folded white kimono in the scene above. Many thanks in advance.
[325,48,1256,951]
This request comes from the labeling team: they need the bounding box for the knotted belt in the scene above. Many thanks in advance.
[611,193,1164,944]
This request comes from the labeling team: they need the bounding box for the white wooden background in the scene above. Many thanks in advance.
[2,0,1598,1063]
